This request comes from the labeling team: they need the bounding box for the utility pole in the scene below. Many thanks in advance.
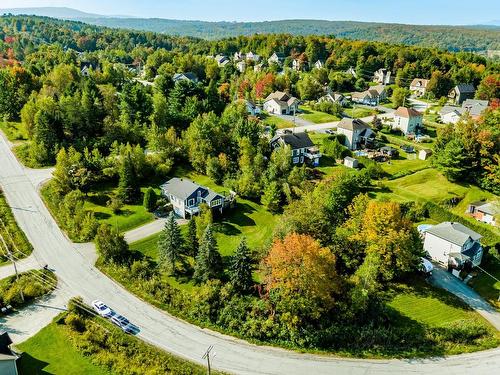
[0,230,24,302]
[202,345,214,375]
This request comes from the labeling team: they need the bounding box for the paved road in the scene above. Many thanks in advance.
[0,255,41,280]
[124,217,187,244]
[1,133,500,374]
[431,267,500,330]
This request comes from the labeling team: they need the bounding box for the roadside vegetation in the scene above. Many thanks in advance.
[0,189,33,263]
[0,269,56,310]
[16,302,219,375]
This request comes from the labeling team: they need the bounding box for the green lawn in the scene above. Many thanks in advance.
[468,251,500,309]
[299,106,340,124]
[260,112,294,129]
[343,107,376,119]
[0,121,28,142]
[84,185,156,233]
[16,323,111,375]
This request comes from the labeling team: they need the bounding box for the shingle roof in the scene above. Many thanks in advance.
[272,132,314,150]
[394,106,422,118]
[454,84,475,94]
[425,222,482,246]
[410,78,429,88]
[440,105,463,116]
[337,118,370,131]
[161,178,203,200]
[476,202,499,216]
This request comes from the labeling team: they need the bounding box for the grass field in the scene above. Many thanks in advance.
[17,323,111,375]
[299,106,340,124]
[468,251,500,309]
[0,121,28,142]
[260,112,294,129]
[84,184,157,233]
[343,107,376,119]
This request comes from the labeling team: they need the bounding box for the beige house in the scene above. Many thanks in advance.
[263,91,300,115]
[336,118,375,150]
[409,78,429,97]
[392,107,423,135]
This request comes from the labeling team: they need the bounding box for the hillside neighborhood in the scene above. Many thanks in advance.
[0,6,499,375]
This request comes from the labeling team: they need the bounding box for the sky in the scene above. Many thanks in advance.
[2,0,500,25]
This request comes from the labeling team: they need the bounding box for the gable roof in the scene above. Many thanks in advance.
[454,84,475,94]
[410,78,429,88]
[161,178,205,200]
[271,132,314,150]
[394,106,422,118]
[440,105,463,116]
[425,222,482,246]
[173,72,198,82]
[337,118,370,131]
[476,202,499,216]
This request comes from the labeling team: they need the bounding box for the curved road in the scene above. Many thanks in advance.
[1,133,500,374]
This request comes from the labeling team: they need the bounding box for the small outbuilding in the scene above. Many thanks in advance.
[344,156,358,169]
[418,149,432,160]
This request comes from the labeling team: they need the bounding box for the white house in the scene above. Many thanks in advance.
[409,78,430,97]
[319,92,348,107]
[351,85,387,106]
[292,59,303,71]
[336,118,375,150]
[246,52,261,62]
[314,60,325,69]
[418,149,432,160]
[263,91,300,115]
[236,61,246,73]
[392,107,423,135]
[439,106,462,124]
[268,52,285,66]
[214,54,230,67]
[373,68,392,85]
[423,222,483,268]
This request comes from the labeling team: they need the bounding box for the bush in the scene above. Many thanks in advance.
[143,187,157,212]
[107,195,124,214]
[65,312,86,333]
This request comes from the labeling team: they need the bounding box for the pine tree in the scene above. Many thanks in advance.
[229,238,253,293]
[158,212,183,273]
[186,218,199,256]
[261,181,282,213]
[117,152,139,203]
[193,225,222,282]
[143,187,157,212]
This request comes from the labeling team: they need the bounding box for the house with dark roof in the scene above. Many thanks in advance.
[160,178,227,219]
[263,91,300,115]
[392,106,423,135]
[336,118,375,150]
[268,52,285,65]
[270,131,321,166]
[0,332,18,375]
[448,84,475,105]
[172,72,199,84]
[423,222,483,267]
[214,54,230,67]
[351,85,386,106]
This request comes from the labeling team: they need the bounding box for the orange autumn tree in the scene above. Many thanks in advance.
[263,233,340,318]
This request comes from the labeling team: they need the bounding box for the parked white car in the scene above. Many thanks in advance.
[91,300,114,318]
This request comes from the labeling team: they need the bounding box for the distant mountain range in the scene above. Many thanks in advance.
[1,7,499,52]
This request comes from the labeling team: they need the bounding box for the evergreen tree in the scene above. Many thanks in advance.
[261,181,282,213]
[186,218,199,256]
[229,238,253,293]
[193,225,222,282]
[158,212,184,273]
[117,152,139,203]
[143,187,157,212]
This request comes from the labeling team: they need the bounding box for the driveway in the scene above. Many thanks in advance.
[430,267,500,330]
[270,112,314,128]
[2,132,500,374]
[124,217,187,244]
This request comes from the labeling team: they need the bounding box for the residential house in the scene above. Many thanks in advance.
[234,51,245,61]
[467,201,498,227]
[448,84,475,105]
[392,106,423,135]
[345,66,357,78]
[236,61,246,73]
[246,52,261,62]
[351,85,386,106]
[439,106,462,124]
[344,156,358,169]
[241,99,260,116]
[268,52,285,66]
[314,60,325,69]
[160,178,227,219]
[373,68,392,85]
[409,78,430,97]
[172,72,199,84]
[254,63,265,72]
[270,131,321,166]
[215,54,230,67]
[423,222,483,268]
[0,332,18,375]
[292,59,303,71]
[263,91,300,115]
[80,62,98,77]
[462,99,489,119]
[318,92,348,107]
[336,118,375,150]
[418,149,432,160]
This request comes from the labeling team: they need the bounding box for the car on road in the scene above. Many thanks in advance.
[325,129,335,134]
[111,314,137,334]
[92,300,114,318]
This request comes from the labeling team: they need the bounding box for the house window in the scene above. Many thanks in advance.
[293,157,299,164]
[188,198,195,207]
[212,198,222,207]
[300,156,304,163]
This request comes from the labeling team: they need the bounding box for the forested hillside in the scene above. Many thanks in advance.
[1,8,499,51]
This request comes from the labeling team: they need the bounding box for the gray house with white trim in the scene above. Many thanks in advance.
[161,178,226,219]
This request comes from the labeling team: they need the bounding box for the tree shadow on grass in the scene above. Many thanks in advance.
[213,222,242,236]
[224,203,257,227]
[87,193,110,206]
[17,352,51,374]
[94,212,111,220]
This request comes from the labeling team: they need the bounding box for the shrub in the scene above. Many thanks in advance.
[143,187,157,212]
[65,312,86,333]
